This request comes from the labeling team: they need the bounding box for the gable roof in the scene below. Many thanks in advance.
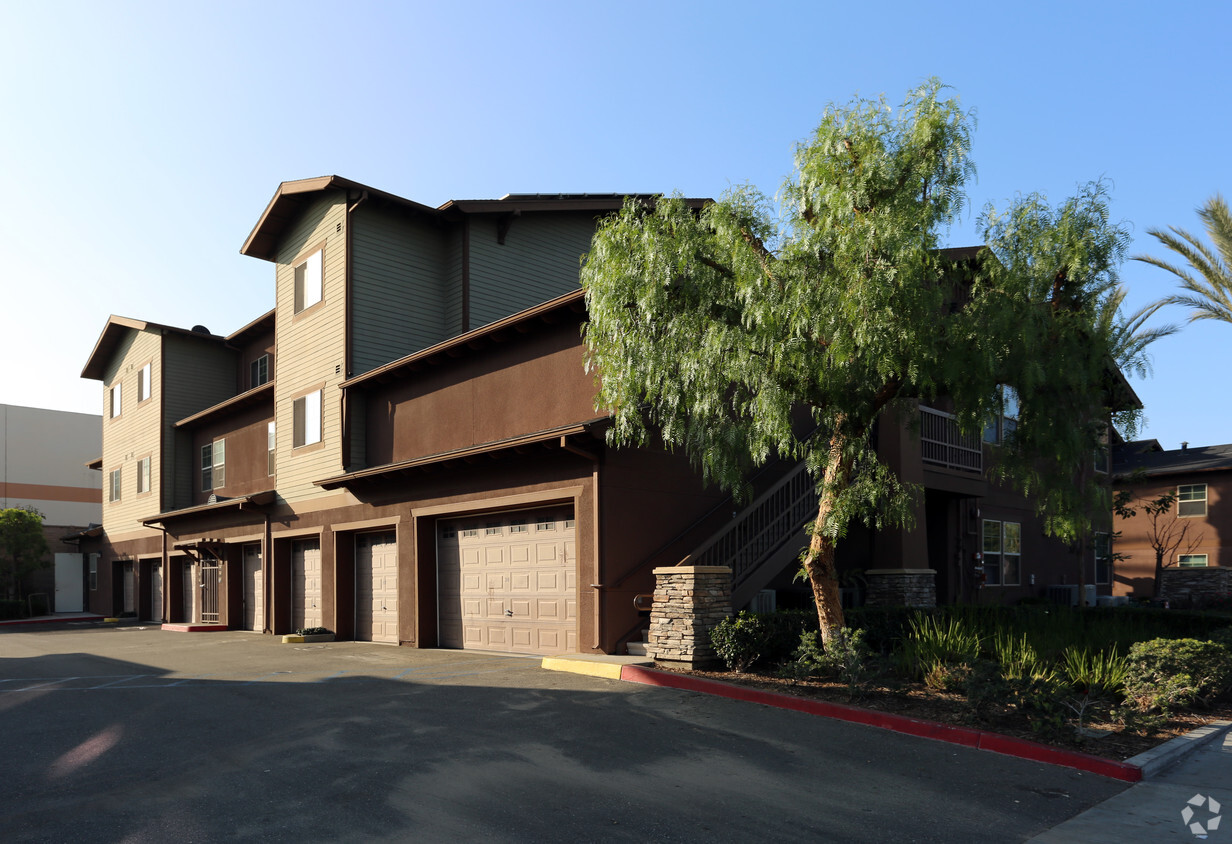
[81,316,224,381]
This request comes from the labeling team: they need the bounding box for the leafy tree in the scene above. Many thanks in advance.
[1113,488,1203,598]
[581,80,1139,646]
[0,507,50,602]
[1135,194,1232,325]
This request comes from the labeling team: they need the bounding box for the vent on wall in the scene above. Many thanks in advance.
[1046,585,1079,607]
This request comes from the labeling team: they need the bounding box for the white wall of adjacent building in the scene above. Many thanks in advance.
[1,404,102,526]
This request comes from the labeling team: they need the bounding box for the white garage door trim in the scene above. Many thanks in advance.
[437,507,577,655]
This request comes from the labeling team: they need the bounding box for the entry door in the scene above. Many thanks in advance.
[122,562,136,614]
[438,508,576,655]
[53,553,83,613]
[243,545,264,632]
[148,565,163,622]
[356,532,398,643]
[291,539,322,631]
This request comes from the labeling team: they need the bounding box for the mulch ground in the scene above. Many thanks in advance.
[658,665,1232,761]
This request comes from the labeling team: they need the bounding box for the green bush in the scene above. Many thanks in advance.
[711,612,776,673]
[1123,638,1232,713]
[789,628,877,698]
[896,614,982,680]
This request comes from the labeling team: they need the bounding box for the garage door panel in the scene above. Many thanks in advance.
[438,508,576,654]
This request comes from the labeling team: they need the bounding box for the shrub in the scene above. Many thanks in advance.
[1123,638,1232,713]
[896,613,981,680]
[790,628,877,698]
[296,627,333,636]
[711,612,775,673]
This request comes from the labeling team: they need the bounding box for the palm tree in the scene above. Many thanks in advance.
[1134,194,1232,325]
[1096,285,1179,380]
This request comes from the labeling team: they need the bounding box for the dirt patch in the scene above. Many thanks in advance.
[657,665,1232,761]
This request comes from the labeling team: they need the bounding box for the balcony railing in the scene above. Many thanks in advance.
[920,406,982,473]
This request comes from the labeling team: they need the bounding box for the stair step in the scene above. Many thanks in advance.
[626,640,649,657]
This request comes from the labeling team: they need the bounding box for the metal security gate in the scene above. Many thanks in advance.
[200,561,222,624]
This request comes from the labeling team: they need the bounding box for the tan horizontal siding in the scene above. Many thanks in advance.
[101,328,162,535]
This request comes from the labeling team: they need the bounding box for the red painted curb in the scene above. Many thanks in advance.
[620,664,1143,783]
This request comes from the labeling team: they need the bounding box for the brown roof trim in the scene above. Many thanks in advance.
[241,176,440,262]
[61,524,103,542]
[437,195,710,216]
[226,309,276,344]
[340,289,586,389]
[315,418,609,490]
[86,457,103,471]
[82,316,225,381]
[141,489,276,526]
[174,382,275,429]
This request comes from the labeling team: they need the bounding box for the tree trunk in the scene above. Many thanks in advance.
[1153,549,1165,600]
[800,430,853,648]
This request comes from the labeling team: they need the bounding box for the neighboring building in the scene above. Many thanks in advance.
[76,176,1121,654]
[1,404,102,610]
[1112,440,1231,598]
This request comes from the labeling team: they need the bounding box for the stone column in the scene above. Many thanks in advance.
[648,565,732,669]
[865,568,937,608]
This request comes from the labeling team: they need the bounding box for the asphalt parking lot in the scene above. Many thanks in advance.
[0,626,1129,842]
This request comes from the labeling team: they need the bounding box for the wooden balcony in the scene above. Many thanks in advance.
[919,406,982,474]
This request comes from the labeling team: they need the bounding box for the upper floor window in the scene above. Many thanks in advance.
[982,386,1018,445]
[250,354,270,389]
[136,456,152,495]
[201,439,226,491]
[293,390,322,447]
[1178,553,1209,568]
[138,363,152,403]
[294,249,323,313]
[982,518,1022,586]
[1177,484,1207,517]
[1094,531,1111,585]
[268,421,276,476]
[108,468,121,502]
[109,383,122,418]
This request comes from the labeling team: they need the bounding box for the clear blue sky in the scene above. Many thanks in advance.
[3,0,1228,449]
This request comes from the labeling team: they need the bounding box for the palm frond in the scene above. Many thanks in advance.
[1133,194,1232,326]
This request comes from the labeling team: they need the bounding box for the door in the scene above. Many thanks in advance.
[437,508,576,655]
[291,539,322,631]
[356,532,398,643]
[122,562,136,614]
[53,553,83,613]
[148,564,163,622]
[243,545,264,632]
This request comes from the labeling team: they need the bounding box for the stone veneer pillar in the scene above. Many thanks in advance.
[865,568,937,608]
[648,566,732,668]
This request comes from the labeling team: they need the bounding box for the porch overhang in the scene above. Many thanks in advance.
[141,490,276,527]
[314,419,609,490]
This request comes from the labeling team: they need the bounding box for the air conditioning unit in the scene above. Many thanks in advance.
[1046,585,1079,607]
[1082,584,1097,607]
[749,589,777,614]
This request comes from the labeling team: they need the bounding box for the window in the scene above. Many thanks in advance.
[250,354,270,388]
[509,520,528,534]
[267,421,276,476]
[1094,532,1111,585]
[201,439,225,491]
[982,386,1018,445]
[138,363,152,403]
[1178,554,1209,568]
[136,456,151,495]
[89,554,98,591]
[109,383,122,418]
[294,249,323,313]
[1178,484,1207,517]
[485,523,502,536]
[536,518,555,532]
[982,519,1021,586]
[108,468,121,502]
[293,390,322,447]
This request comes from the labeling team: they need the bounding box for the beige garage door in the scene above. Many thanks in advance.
[438,508,576,655]
[292,538,322,631]
[356,532,398,644]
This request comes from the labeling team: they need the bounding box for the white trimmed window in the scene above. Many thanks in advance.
[137,456,151,494]
[138,363,152,403]
[982,519,1022,586]
[201,439,225,491]
[251,354,270,388]
[1177,484,1207,517]
[109,383,122,418]
[293,390,322,447]
[108,468,121,502]
[267,421,276,476]
[1178,554,1209,568]
[294,249,323,313]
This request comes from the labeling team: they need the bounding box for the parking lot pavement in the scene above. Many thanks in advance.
[2,627,1130,843]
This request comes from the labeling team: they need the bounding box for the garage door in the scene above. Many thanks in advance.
[438,508,576,655]
[292,539,322,631]
[356,532,398,643]
[243,544,263,632]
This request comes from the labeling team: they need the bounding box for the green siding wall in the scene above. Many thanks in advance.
[162,333,236,510]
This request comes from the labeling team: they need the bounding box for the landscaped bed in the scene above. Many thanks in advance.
[687,604,1232,761]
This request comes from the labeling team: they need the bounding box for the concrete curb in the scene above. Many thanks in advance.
[1123,718,1232,779]
[619,664,1145,782]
